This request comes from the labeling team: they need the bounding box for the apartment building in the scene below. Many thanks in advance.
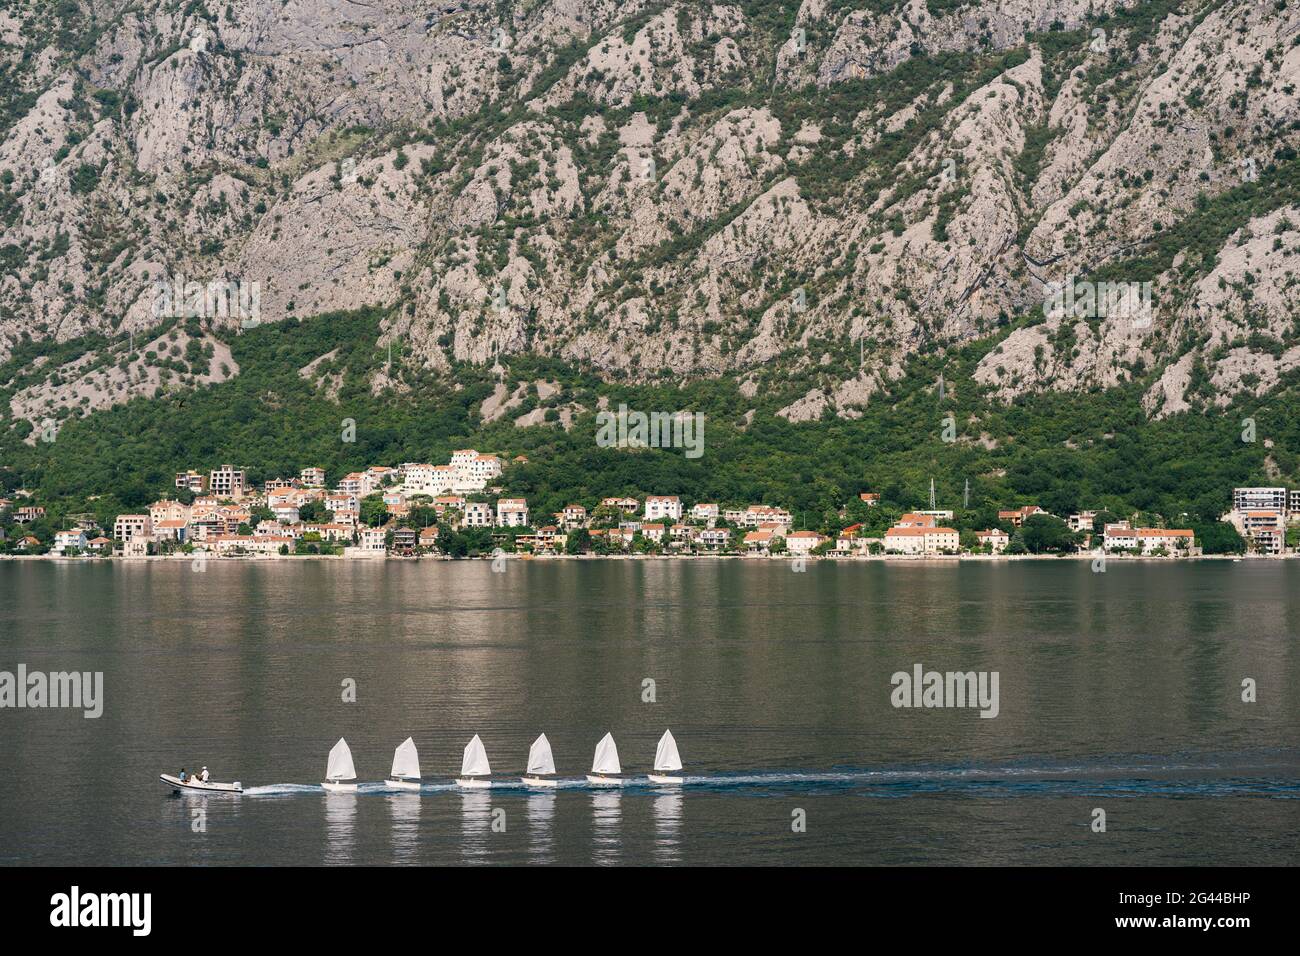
[645,495,683,522]
[786,531,827,555]
[337,473,371,497]
[559,504,588,529]
[113,515,153,541]
[209,465,247,498]
[690,503,719,525]
[448,450,503,492]
[1237,511,1284,554]
[1233,487,1288,514]
[174,470,206,493]
[497,498,530,527]
[463,502,494,527]
[742,505,791,529]
[301,467,326,488]
[1067,511,1098,533]
[53,530,87,554]
[884,525,959,554]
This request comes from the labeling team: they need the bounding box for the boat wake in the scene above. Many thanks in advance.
[237,758,1300,799]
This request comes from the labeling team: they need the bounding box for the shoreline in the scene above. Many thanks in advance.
[0,552,1262,564]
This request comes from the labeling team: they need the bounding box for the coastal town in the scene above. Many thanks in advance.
[1,449,1293,561]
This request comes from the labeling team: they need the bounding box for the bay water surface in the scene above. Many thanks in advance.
[1,558,1296,865]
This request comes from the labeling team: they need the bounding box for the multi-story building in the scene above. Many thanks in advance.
[337,473,371,497]
[741,505,790,528]
[150,499,192,526]
[174,470,206,493]
[645,495,683,522]
[496,498,530,527]
[975,529,1010,552]
[1103,524,1139,551]
[12,506,45,524]
[403,464,456,496]
[1237,511,1284,554]
[447,450,503,492]
[690,503,719,525]
[53,530,87,554]
[209,465,246,498]
[1233,487,1288,515]
[697,528,730,550]
[153,520,190,544]
[301,467,326,488]
[433,496,467,520]
[1135,528,1195,554]
[1067,511,1098,533]
[559,504,588,529]
[601,497,640,514]
[113,515,153,542]
[786,531,827,555]
[463,502,494,527]
[884,526,959,554]
[326,493,360,515]
[391,527,418,552]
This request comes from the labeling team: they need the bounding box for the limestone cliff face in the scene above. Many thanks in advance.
[1,0,1297,426]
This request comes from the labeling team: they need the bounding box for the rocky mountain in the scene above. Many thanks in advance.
[1,0,1297,430]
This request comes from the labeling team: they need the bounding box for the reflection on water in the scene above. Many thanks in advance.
[591,790,622,865]
[387,794,420,864]
[526,791,556,864]
[653,790,683,863]
[460,790,492,864]
[2,560,1298,866]
[323,792,356,865]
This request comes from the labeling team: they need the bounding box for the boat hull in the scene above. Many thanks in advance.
[321,780,358,792]
[521,776,559,788]
[648,774,683,784]
[159,774,242,794]
[455,777,492,789]
[385,778,421,791]
[586,774,625,786]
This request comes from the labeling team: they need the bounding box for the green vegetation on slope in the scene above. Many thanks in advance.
[1,307,1293,549]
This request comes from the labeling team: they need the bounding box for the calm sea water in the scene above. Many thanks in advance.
[1,558,1296,866]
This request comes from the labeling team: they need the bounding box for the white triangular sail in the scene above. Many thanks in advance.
[527,734,556,775]
[391,737,420,780]
[654,729,682,772]
[591,732,621,775]
[461,734,491,776]
[326,738,356,781]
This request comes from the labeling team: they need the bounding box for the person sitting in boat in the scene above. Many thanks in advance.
[199,767,209,782]
[178,768,188,782]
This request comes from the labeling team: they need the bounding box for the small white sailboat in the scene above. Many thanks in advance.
[456,734,492,788]
[322,737,358,792]
[521,733,558,787]
[386,736,421,791]
[586,732,624,786]
[647,729,684,784]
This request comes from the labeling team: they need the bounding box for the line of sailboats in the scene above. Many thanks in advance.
[321,730,685,791]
